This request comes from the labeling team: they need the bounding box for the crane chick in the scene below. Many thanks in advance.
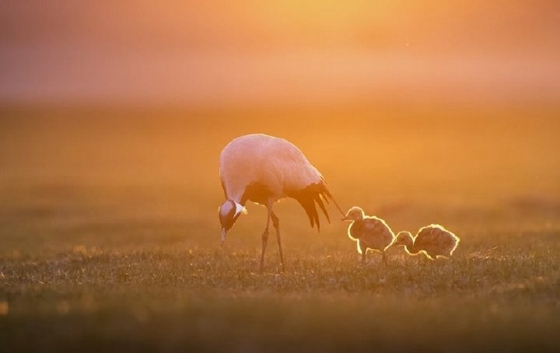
[393,224,460,260]
[342,206,396,264]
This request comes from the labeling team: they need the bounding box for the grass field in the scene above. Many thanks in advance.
[1,104,560,352]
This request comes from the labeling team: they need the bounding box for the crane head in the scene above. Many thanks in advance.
[218,200,246,245]
[342,206,365,221]
[392,231,414,247]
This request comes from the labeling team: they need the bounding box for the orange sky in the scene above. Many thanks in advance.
[1,1,559,105]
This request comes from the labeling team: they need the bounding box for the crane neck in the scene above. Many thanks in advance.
[405,243,421,255]
[232,200,245,216]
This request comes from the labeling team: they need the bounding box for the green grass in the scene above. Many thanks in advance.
[2,207,560,352]
[1,105,560,352]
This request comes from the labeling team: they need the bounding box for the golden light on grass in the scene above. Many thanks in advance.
[56,301,70,315]
[0,301,8,316]
[72,245,88,256]
[1,2,559,351]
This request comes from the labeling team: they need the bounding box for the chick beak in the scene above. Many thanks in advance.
[221,228,227,246]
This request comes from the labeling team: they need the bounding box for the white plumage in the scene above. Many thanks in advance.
[342,206,396,264]
[218,133,343,271]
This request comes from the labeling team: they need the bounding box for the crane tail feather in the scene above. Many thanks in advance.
[321,187,345,217]
[290,182,344,232]
[315,194,330,224]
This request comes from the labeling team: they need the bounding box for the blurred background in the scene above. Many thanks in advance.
[1,1,559,105]
[1,1,559,253]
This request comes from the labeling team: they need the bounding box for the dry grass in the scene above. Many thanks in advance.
[1,104,560,352]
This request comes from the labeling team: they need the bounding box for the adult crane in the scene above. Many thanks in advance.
[218,133,343,272]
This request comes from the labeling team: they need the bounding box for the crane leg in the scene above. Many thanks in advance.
[271,211,284,272]
[259,208,272,273]
[360,242,367,265]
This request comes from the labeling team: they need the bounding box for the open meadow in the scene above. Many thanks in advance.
[1,104,560,352]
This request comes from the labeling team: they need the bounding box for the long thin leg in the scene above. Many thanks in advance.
[360,242,367,264]
[259,207,272,273]
[382,251,387,266]
[271,211,284,272]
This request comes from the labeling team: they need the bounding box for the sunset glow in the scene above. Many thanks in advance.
[1,2,560,352]
[1,1,558,105]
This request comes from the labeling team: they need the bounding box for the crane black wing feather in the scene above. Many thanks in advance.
[288,182,334,231]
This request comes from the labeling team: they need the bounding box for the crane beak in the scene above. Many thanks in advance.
[341,216,351,221]
[221,228,227,246]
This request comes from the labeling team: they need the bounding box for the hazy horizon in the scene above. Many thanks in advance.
[1,1,559,106]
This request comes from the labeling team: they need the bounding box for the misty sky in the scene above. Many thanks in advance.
[1,1,559,106]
